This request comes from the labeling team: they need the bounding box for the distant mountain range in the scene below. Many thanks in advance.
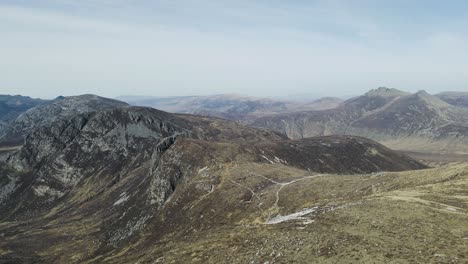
[116,94,343,121]
[252,87,468,154]
[120,88,468,155]
[2,89,468,155]
[436,91,468,108]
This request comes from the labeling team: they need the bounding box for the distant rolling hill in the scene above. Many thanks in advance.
[116,94,343,121]
[252,87,468,154]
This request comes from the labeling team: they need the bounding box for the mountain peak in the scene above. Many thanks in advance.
[413,90,433,100]
[415,90,430,96]
[65,94,125,102]
[365,87,409,97]
[411,90,451,108]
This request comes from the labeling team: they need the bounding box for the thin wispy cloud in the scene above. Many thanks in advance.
[1,0,468,98]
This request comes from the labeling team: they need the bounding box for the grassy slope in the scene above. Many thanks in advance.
[104,162,468,264]
[0,159,466,263]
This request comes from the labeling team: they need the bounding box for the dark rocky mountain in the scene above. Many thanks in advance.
[252,87,468,154]
[436,91,468,108]
[0,95,48,122]
[0,95,49,138]
[0,94,128,146]
[117,94,343,121]
[0,94,428,263]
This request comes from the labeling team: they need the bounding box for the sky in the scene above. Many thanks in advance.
[1,0,468,99]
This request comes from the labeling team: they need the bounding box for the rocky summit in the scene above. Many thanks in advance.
[0,95,440,263]
[0,94,128,146]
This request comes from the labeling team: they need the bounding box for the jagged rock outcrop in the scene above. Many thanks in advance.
[0,94,128,146]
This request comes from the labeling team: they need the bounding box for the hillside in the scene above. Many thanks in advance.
[0,95,49,138]
[0,95,429,263]
[1,130,466,263]
[252,88,468,154]
[436,91,468,108]
[122,162,468,263]
[117,94,343,121]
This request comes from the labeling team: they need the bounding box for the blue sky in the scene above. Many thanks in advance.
[1,0,468,99]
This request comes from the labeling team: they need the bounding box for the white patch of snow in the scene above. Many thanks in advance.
[266,207,318,224]
[33,185,64,198]
[302,219,315,225]
[198,166,208,173]
[114,192,129,206]
[274,156,288,164]
[260,155,274,164]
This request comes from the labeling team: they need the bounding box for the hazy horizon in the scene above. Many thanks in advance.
[2,0,468,98]
[3,87,466,102]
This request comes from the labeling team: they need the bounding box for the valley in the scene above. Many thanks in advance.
[1,154,466,263]
[0,92,466,263]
